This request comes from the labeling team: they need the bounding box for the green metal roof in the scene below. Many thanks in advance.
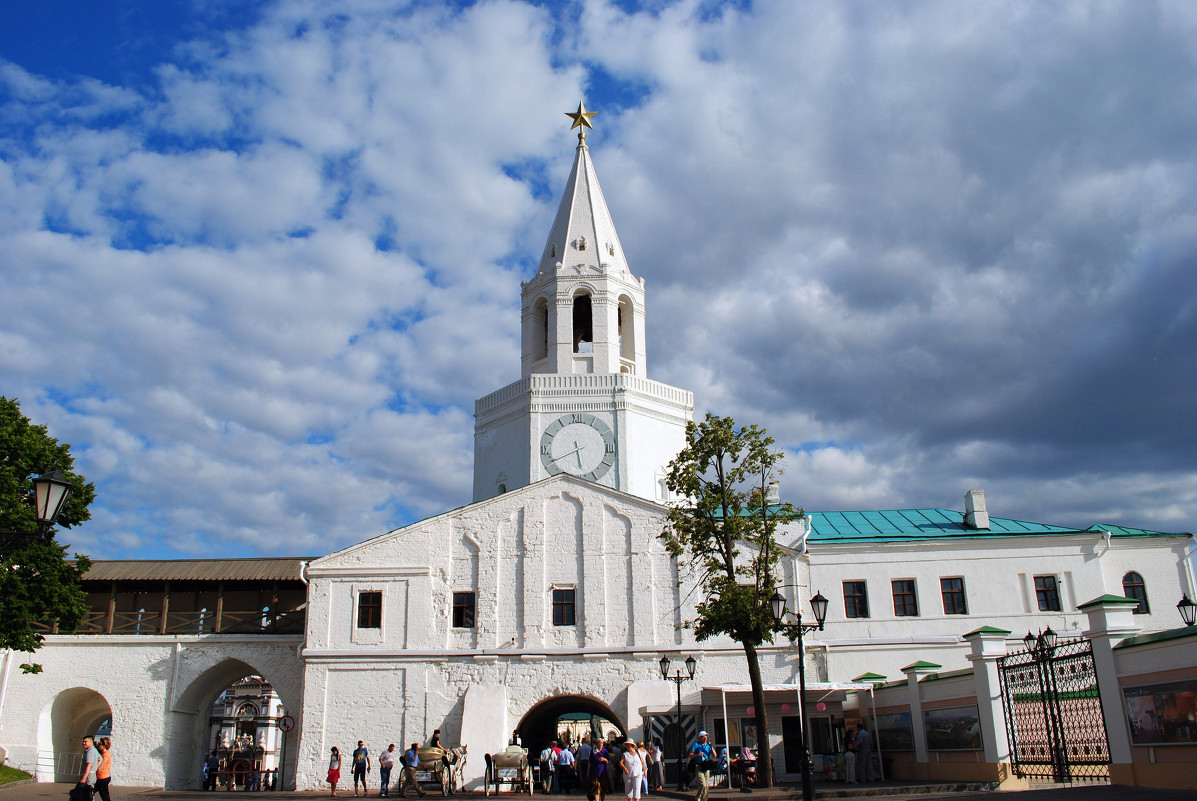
[804,508,1190,544]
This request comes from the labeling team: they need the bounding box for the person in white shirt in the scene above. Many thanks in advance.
[378,744,396,797]
[621,742,644,800]
[636,742,649,796]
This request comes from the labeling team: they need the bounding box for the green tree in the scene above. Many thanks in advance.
[0,396,95,673]
[660,413,801,788]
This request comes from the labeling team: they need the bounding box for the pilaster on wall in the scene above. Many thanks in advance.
[1079,594,1143,768]
[460,683,508,791]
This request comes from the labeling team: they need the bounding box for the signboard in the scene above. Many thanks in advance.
[1124,678,1197,745]
[279,715,295,733]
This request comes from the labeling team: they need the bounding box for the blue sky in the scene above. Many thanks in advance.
[2,0,1196,560]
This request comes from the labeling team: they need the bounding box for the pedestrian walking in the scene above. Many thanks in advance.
[95,738,113,801]
[77,736,100,801]
[621,742,643,801]
[688,731,714,801]
[353,740,371,796]
[327,747,343,797]
[398,742,427,798]
[379,744,396,797]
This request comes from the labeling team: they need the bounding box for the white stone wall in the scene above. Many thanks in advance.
[0,636,302,789]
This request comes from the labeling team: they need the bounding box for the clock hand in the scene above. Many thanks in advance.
[552,444,585,463]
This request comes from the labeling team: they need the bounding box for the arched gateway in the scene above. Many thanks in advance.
[517,694,625,753]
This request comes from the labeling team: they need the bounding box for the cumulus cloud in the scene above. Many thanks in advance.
[1,0,1194,558]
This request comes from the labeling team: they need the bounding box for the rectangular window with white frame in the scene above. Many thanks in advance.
[357,590,382,629]
[843,581,869,619]
[892,579,919,616]
[940,577,968,615]
[552,587,576,626]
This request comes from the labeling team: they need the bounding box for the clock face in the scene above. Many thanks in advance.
[540,413,616,481]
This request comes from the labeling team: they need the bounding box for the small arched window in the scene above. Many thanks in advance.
[1122,572,1149,614]
[573,293,593,352]
[530,297,549,361]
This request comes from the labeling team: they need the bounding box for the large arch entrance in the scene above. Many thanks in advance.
[37,688,113,782]
[165,657,299,790]
[517,695,625,756]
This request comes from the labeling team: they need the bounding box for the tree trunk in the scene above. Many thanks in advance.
[743,641,773,788]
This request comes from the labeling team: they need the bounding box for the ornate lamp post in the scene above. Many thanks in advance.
[2,469,72,550]
[659,654,697,790]
[1178,595,1196,627]
[770,591,828,801]
[1023,627,1066,782]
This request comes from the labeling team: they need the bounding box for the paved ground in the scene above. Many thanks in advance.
[2,784,1194,801]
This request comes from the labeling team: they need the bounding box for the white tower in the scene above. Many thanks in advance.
[473,104,694,502]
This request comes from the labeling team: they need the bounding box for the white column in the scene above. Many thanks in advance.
[901,661,940,765]
[963,627,1013,765]
[1079,595,1142,767]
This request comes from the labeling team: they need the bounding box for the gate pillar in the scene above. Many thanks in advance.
[899,660,941,767]
[964,627,1013,765]
[1079,595,1142,779]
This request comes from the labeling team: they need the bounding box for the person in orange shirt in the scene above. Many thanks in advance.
[95,738,113,801]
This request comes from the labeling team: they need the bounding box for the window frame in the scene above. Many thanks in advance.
[452,591,476,628]
[891,579,919,617]
[940,577,968,615]
[1121,572,1150,614]
[356,590,382,629]
[552,587,576,626]
[1034,575,1062,612]
[843,581,870,619]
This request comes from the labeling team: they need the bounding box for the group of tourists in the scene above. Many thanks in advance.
[328,730,452,798]
[533,734,664,801]
[74,735,112,801]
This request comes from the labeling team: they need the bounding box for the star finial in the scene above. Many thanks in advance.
[565,101,597,142]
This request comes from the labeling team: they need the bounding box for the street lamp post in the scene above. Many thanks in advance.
[1022,627,1066,783]
[770,591,828,801]
[659,654,697,791]
[1,469,72,550]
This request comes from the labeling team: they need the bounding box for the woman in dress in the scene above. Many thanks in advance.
[328,746,343,796]
[95,737,113,801]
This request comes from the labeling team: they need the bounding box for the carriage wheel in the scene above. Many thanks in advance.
[441,766,450,797]
[525,765,533,796]
[484,764,493,797]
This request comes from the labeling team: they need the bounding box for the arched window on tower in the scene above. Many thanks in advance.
[573,293,594,353]
[618,295,636,362]
[1122,572,1149,614]
[531,297,549,361]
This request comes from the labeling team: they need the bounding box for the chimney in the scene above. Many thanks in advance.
[964,489,989,530]
[765,481,781,506]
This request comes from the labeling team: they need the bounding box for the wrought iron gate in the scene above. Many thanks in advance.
[998,636,1110,782]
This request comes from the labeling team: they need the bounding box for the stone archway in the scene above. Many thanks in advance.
[164,657,299,790]
[517,694,625,756]
[37,687,112,782]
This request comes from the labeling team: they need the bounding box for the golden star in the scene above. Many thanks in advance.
[565,101,597,132]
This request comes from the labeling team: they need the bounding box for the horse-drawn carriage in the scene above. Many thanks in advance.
[483,746,533,796]
[410,746,468,796]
